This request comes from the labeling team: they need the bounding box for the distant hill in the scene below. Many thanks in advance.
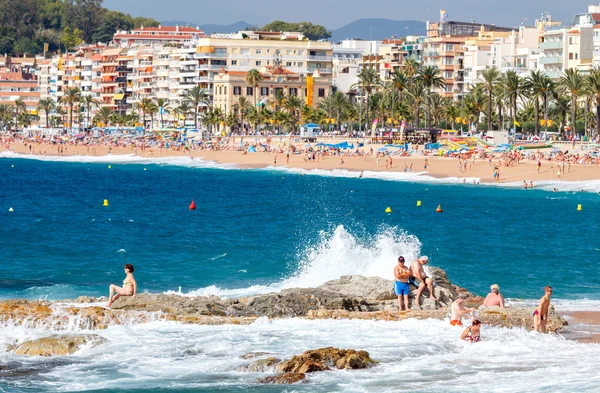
[161,20,254,34]
[331,19,426,42]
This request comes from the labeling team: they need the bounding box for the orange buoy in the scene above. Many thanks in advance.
[189,200,197,210]
[436,204,443,213]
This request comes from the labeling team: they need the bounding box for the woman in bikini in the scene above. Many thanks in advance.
[107,264,137,307]
[461,319,481,342]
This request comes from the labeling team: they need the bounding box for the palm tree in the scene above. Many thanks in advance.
[245,69,263,109]
[93,107,112,127]
[37,98,56,129]
[480,66,501,131]
[174,101,193,128]
[224,110,238,134]
[417,66,445,127]
[80,95,100,129]
[328,91,351,132]
[406,80,427,127]
[13,98,27,132]
[504,71,525,131]
[426,93,445,127]
[351,67,381,132]
[463,84,486,129]
[283,94,303,133]
[136,98,154,129]
[182,86,211,129]
[236,96,250,134]
[584,66,600,137]
[60,87,81,131]
[561,68,584,135]
[157,98,168,128]
[403,58,420,80]
[526,70,553,134]
[0,104,13,130]
[445,102,460,130]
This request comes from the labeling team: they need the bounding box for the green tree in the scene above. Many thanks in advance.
[60,87,81,130]
[157,98,168,128]
[480,66,501,131]
[504,70,525,130]
[260,20,331,40]
[136,97,154,129]
[584,66,600,137]
[417,65,445,127]
[37,97,56,128]
[182,86,211,129]
[245,69,263,130]
[560,68,584,135]
[13,98,27,131]
[351,67,381,131]
[81,94,100,128]
[61,26,84,51]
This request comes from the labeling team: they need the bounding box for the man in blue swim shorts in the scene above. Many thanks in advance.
[394,256,411,311]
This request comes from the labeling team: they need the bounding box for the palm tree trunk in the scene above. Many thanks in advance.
[69,104,73,131]
[544,94,549,131]
[571,96,576,136]
[534,98,540,135]
[488,90,492,131]
[596,101,600,136]
[194,106,198,129]
[513,99,517,132]
[46,110,50,128]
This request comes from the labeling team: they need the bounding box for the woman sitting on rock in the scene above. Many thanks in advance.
[107,264,137,307]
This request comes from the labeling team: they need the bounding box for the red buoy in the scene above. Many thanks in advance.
[189,200,196,210]
[436,204,443,213]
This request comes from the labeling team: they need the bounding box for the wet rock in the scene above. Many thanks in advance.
[257,372,306,384]
[238,357,280,372]
[12,335,105,356]
[240,352,272,359]
[318,275,396,300]
[277,347,377,373]
[477,305,567,332]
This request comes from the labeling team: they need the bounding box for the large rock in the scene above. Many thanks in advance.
[318,275,396,300]
[12,335,105,356]
[277,347,377,373]
[238,357,280,372]
[477,305,567,332]
[257,373,306,384]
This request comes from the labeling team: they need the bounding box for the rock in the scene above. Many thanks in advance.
[318,275,396,300]
[240,352,272,359]
[277,347,377,373]
[238,357,280,372]
[257,373,306,384]
[12,335,105,356]
[477,305,567,332]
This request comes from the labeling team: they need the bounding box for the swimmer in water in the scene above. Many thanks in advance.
[461,319,482,342]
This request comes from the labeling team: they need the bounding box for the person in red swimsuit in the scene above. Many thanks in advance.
[533,286,553,333]
[461,320,481,342]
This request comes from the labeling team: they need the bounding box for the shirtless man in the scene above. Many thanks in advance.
[450,295,476,326]
[393,256,411,311]
[482,284,505,308]
[533,286,553,333]
[409,256,437,308]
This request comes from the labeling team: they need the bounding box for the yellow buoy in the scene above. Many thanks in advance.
[144,168,147,171]
[417,200,422,207]
[436,204,443,213]
[385,207,392,213]
[577,204,582,211]
[8,207,14,212]
[103,199,109,207]
[108,165,111,169]
[11,164,14,168]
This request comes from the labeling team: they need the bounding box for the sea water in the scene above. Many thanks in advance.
[1,152,600,392]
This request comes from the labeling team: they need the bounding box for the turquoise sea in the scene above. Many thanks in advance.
[1,152,600,392]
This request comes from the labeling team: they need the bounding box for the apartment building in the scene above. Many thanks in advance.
[194,33,333,91]
[488,27,541,75]
[332,40,380,93]
[0,56,40,124]
[540,27,593,79]
[212,66,330,114]
[114,25,205,47]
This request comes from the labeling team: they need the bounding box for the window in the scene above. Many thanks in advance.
[256,49,262,54]
[233,86,241,95]
[443,71,453,78]
[231,60,237,65]
[286,62,292,67]
[246,87,253,96]
[289,88,298,96]
[298,50,304,55]
[224,87,227,95]
[569,37,573,44]
[318,88,325,97]
[569,52,573,60]
[575,53,579,60]
[297,62,303,67]
[445,44,454,51]
[256,61,262,66]
[260,87,269,95]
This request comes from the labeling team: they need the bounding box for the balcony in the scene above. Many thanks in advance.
[307,55,332,61]
[308,67,332,74]
[545,70,562,79]
[539,56,563,65]
[194,76,214,83]
[540,41,563,50]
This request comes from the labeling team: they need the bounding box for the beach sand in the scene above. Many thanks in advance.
[4,140,600,184]
[565,311,600,343]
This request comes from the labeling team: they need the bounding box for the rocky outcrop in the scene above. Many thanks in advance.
[238,357,280,372]
[0,268,568,333]
[277,347,377,373]
[257,373,306,384]
[477,305,567,332]
[12,335,105,356]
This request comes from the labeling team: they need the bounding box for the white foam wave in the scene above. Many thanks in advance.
[2,317,600,392]
[183,225,421,298]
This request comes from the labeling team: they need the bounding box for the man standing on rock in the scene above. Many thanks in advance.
[410,256,437,308]
[394,256,411,311]
[533,286,553,333]
[450,294,476,326]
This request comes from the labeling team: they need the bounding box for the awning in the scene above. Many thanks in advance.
[145,67,152,72]
[113,94,124,100]
[196,46,215,53]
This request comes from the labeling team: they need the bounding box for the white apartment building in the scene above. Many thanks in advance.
[332,40,381,93]
[489,27,541,75]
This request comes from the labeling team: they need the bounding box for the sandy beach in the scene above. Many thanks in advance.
[3,140,600,185]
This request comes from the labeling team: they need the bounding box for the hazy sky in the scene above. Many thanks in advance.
[104,0,592,29]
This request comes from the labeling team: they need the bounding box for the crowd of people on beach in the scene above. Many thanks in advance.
[393,255,553,343]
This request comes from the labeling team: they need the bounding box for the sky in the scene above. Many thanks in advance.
[104,0,594,29]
